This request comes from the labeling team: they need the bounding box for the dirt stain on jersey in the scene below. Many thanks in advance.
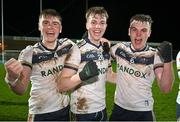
[77,97,88,110]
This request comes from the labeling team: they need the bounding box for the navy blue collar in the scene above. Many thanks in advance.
[84,38,102,48]
[130,43,149,53]
[39,40,59,51]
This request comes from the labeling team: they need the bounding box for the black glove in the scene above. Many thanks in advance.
[79,60,99,81]
[157,41,173,63]
[103,42,110,54]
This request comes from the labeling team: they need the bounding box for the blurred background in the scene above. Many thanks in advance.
[0,0,179,62]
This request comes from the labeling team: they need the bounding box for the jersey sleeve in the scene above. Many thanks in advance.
[18,45,33,68]
[176,51,180,79]
[153,49,164,69]
[64,39,81,71]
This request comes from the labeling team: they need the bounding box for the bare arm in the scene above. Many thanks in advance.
[100,38,116,83]
[57,68,81,92]
[57,60,99,92]
[155,41,174,93]
[155,62,174,93]
[4,58,31,95]
[106,67,116,84]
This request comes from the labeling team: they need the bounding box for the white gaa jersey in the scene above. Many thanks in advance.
[111,42,163,111]
[70,38,111,114]
[176,51,180,104]
[18,38,81,114]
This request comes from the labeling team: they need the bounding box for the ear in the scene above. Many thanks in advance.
[86,22,89,30]
[105,23,107,28]
[59,26,62,33]
[38,23,41,31]
[148,30,151,37]
[128,27,130,36]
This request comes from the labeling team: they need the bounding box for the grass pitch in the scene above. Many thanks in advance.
[0,62,179,121]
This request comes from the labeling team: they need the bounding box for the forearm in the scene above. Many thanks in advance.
[5,75,29,95]
[106,69,116,84]
[10,81,28,95]
[5,65,31,95]
[159,62,174,93]
[58,74,82,92]
[58,60,99,92]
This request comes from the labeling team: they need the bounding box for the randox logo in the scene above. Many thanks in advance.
[98,67,108,74]
[41,65,64,77]
[117,64,147,79]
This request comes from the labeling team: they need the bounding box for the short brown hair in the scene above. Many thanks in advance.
[39,9,62,22]
[85,6,109,20]
[130,14,153,26]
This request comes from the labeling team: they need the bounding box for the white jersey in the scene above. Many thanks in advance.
[18,38,81,114]
[176,51,180,104]
[110,42,163,111]
[70,38,111,114]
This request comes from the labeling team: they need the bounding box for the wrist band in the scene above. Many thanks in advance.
[5,77,19,87]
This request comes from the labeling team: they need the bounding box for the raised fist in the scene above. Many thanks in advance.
[157,41,173,63]
[4,58,23,85]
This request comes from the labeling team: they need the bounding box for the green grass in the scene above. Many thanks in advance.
[152,62,179,121]
[0,62,179,121]
[0,64,30,120]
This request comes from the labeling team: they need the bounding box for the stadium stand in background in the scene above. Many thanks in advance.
[0,36,178,63]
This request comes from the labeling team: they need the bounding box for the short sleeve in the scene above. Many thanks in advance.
[153,49,164,69]
[18,45,34,67]
[64,40,81,70]
[176,51,180,79]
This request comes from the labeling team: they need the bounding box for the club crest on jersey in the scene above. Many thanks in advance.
[130,57,136,64]
[97,51,104,61]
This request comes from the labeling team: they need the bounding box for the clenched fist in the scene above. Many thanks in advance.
[4,58,23,81]
[157,41,173,63]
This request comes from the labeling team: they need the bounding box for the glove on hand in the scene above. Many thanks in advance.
[79,60,99,81]
[157,41,173,63]
[103,42,110,54]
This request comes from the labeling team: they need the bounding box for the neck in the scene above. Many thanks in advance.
[42,40,57,49]
[88,36,100,46]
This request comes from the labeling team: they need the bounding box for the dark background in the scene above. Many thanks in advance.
[1,0,179,50]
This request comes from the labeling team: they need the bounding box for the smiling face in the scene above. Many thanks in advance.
[85,7,108,45]
[86,13,107,44]
[38,15,62,44]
